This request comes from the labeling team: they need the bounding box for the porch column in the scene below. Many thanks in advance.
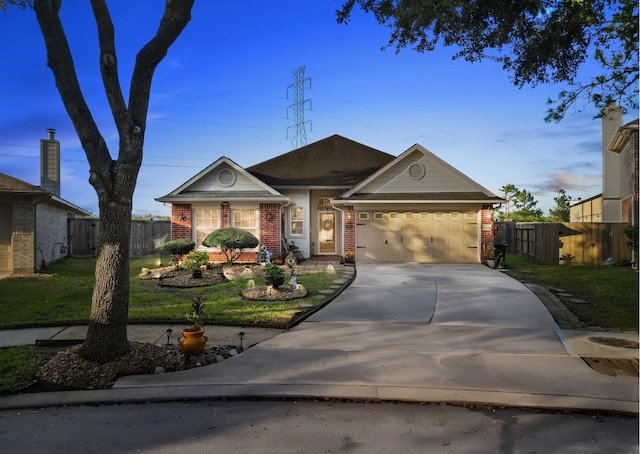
[344,205,356,254]
[481,205,495,260]
[220,202,231,228]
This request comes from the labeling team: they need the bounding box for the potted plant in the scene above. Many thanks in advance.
[263,262,285,287]
[181,250,210,278]
[484,246,496,268]
[343,251,355,264]
[178,297,208,354]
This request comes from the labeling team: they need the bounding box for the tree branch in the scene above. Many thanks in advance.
[89,0,129,140]
[128,0,194,128]
[34,0,112,186]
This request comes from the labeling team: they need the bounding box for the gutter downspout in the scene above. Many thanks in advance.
[331,202,344,257]
[280,198,292,257]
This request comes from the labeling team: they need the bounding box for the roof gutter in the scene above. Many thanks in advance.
[332,199,506,205]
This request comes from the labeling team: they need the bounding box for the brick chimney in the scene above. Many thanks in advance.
[40,128,60,197]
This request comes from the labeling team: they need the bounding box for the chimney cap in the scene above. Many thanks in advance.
[45,128,56,140]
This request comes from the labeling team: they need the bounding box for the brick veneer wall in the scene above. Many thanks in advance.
[171,203,192,240]
[220,202,231,228]
[12,197,36,272]
[170,201,267,264]
[343,205,355,254]
[259,203,281,259]
[480,205,495,260]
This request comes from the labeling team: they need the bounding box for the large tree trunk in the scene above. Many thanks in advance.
[80,197,133,361]
[34,0,194,362]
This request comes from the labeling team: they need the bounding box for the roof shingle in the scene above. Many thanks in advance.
[246,135,395,187]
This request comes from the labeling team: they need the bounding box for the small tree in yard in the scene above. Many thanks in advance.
[202,228,259,265]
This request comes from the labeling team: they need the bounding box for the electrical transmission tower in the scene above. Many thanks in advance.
[287,66,311,149]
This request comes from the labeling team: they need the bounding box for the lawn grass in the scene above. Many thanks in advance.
[0,257,343,329]
[0,345,38,393]
[504,254,639,331]
[0,257,345,393]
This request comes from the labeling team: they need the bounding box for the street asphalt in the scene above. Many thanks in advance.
[0,263,637,414]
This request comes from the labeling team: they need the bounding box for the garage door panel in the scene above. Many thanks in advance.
[356,210,479,263]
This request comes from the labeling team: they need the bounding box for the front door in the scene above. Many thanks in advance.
[318,212,336,254]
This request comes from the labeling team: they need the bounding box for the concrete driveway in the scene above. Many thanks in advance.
[306,263,559,328]
[108,263,639,413]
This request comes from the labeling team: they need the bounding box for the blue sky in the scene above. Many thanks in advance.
[0,1,621,217]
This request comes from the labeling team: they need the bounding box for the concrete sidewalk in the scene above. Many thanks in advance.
[1,264,637,414]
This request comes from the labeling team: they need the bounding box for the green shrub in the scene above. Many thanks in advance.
[161,239,195,255]
[202,227,259,264]
[182,250,210,271]
[161,239,195,265]
[263,262,285,279]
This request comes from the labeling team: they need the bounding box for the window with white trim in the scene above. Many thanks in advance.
[195,208,218,246]
[232,208,258,237]
[290,207,303,235]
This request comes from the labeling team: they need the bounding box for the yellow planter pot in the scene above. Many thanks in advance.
[178,327,208,354]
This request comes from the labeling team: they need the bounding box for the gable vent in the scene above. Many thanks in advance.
[408,163,426,180]
[217,169,236,187]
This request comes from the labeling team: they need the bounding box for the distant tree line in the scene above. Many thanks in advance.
[496,184,574,222]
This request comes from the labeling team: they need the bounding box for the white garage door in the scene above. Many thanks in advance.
[356,211,479,263]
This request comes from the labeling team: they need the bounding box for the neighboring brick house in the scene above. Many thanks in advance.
[0,130,90,274]
[156,135,504,263]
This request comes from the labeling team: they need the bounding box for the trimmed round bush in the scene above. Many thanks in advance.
[161,239,196,255]
[202,227,259,264]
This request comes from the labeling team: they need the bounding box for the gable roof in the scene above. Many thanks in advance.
[0,173,91,216]
[246,135,395,187]
[335,144,504,204]
[0,172,49,194]
[156,156,288,203]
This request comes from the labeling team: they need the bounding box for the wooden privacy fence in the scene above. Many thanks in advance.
[68,219,170,257]
[511,222,630,265]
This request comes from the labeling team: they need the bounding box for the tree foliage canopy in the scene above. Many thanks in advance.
[0,0,32,11]
[337,0,638,121]
[548,189,574,222]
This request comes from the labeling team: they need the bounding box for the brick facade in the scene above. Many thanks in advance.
[172,201,276,264]
[259,203,281,259]
[1,194,84,273]
[220,202,231,228]
[170,203,192,240]
[480,205,496,260]
[12,196,35,272]
[343,205,356,254]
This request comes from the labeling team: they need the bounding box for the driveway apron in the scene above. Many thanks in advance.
[114,263,638,413]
